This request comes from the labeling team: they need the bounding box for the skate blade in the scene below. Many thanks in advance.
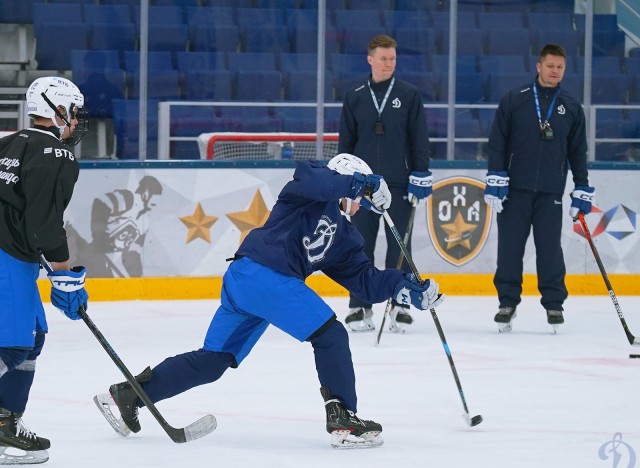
[330,430,383,449]
[388,322,406,334]
[0,446,49,465]
[551,324,561,334]
[497,322,513,333]
[93,393,132,437]
[347,321,375,333]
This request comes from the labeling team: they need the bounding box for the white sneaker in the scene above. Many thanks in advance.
[345,308,375,332]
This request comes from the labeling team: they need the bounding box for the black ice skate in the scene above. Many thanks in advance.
[320,386,383,449]
[546,309,564,334]
[388,305,413,334]
[0,408,50,465]
[494,306,517,333]
[345,308,375,333]
[93,367,152,437]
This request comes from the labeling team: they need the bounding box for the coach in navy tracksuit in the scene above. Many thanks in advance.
[484,44,595,330]
[338,34,431,333]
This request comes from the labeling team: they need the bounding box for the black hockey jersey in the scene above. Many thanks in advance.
[0,126,80,263]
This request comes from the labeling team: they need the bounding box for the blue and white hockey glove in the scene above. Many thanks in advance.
[48,266,89,320]
[484,171,509,214]
[393,273,445,310]
[407,170,433,204]
[569,185,595,219]
[352,172,391,211]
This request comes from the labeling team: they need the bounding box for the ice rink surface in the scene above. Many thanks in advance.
[14,295,640,468]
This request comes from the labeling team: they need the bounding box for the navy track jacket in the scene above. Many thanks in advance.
[338,75,430,188]
[487,79,589,195]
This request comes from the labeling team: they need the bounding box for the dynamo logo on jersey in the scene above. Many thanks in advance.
[302,215,337,264]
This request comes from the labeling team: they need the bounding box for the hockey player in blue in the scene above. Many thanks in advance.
[0,77,90,464]
[94,154,444,449]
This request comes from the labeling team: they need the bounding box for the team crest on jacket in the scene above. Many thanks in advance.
[302,215,337,263]
[426,176,491,266]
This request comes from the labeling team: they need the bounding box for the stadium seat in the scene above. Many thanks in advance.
[278,107,320,133]
[530,0,574,12]
[430,55,477,74]
[394,28,440,56]
[290,24,340,54]
[477,55,527,74]
[124,51,174,72]
[112,99,159,159]
[333,72,366,101]
[526,12,574,31]
[574,56,622,75]
[132,6,185,30]
[0,0,34,24]
[559,73,582,100]
[280,52,320,73]
[147,24,188,53]
[90,23,136,53]
[484,0,531,12]
[333,9,383,31]
[439,72,486,103]
[330,53,369,75]
[284,70,334,101]
[34,23,88,70]
[531,30,581,58]
[72,69,126,118]
[477,12,524,29]
[455,118,483,160]
[398,55,429,73]
[186,6,235,28]
[591,75,629,104]
[457,28,485,55]
[190,24,239,53]
[350,0,393,9]
[71,49,121,73]
[486,29,531,56]
[177,52,226,73]
[83,4,132,24]
[255,0,298,8]
[382,10,430,32]
[183,70,232,100]
[242,27,289,53]
[486,72,531,102]
[127,70,181,100]
[402,71,439,102]
[33,3,83,24]
[235,70,282,101]
[237,7,284,30]
[432,12,477,29]
[228,52,277,72]
[341,27,387,55]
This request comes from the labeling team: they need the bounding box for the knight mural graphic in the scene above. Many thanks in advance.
[67,176,163,277]
[427,176,491,266]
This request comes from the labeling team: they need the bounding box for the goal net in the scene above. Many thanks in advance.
[197,132,339,160]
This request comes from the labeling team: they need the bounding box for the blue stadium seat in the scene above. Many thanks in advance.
[486,29,531,55]
[394,28,440,56]
[477,12,524,29]
[395,0,442,9]
[124,51,174,72]
[35,23,88,70]
[33,3,83,24]
[242,26,289,53]
[127,70,181,100]
[154,0,200,6]
[350,0,393,9]
[402,71,439,102]
[235,70,282,101]
[333,9,383,30]
[591,75,629,104]
[72,69,126,117]
[228,52,277,72]
[71,49,121,73]
[112,99,159,159]
[486,72,531,102]
[484,0,531,12]
[455,118,483,160]
[432,12,477,29]
[290,24,340,54]
[148,24,188,53]
[213,107,281,133]
[399,55,429,73]
[595,119,636,161]
[333,72,366,101]
[382,10,430,33]
[132,6,185,29]
[278,107,320,133]
[83,4,132,24]
[477,55,527,74]
[341,27,386,54]
[430,55,477,74]
[90,23,136,53]
[280,52,320,72]
[0,0,34,24]
[559,73,582,100]
[531,30,581,58]
[183,71,232,100]
[439,72,486,103]
[530,0,574,13]
[526,12,574,30]
[302,0,347,8]
[574,56,622,75]
[170,107,216,149]
[190,24,239,53]
[176,52,226,73]
[255,0,299,8]
[237,7,284,30]
[186,6,235,28]
[457,29,485,55]
[284,70,333,101]
[330,53,369,75]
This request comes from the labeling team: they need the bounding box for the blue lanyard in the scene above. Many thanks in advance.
[532,81,559,129]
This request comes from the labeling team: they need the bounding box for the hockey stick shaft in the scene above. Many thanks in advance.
[40,256,214,442]
[577,213,638,345]
[376,198,418,346]
[379,210,481,425]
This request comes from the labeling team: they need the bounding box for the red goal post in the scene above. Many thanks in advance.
[197,132,339,160]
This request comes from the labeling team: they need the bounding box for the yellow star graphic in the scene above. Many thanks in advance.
[179,203,218,244]
[440,212,478,250]
[226,190,271,244]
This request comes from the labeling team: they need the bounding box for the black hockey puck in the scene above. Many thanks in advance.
[630,354,640,359]
[470,415,483,426]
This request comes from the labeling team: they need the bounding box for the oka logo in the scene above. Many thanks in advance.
[44,147,75,161]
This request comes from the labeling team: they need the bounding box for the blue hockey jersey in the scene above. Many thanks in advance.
[237,161,404,304]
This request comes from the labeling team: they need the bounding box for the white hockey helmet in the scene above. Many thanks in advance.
[327,153,372,176]
[26,76,88,146]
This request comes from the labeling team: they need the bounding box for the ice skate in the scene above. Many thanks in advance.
[546,310,564,334]
[94,367,152,437]
[0,408,50,465]
[320,386,383,449]
[494,306,517,333]
[345,308,375,332]
[388,305,413,334]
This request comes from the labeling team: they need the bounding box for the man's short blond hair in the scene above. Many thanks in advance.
[368,35,397,55]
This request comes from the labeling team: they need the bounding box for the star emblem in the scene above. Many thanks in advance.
[226,190,271,244]
[179,203,218,244]
[440,212,478,250]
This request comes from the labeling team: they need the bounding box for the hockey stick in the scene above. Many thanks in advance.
[375,198,418,345]
[378,209,483,427]
[39,255,217,443]
[577,213,639,346]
